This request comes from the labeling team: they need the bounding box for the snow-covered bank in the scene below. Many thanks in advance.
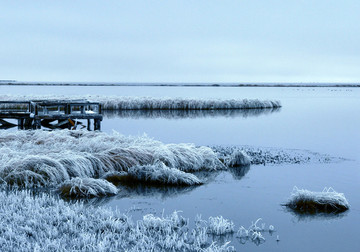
[0,95,281,110]
[285,187,350,213]
[0,130,224,194]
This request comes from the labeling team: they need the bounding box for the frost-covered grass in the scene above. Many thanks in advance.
[98,96,281,110]
[0,189,237,251]
[0,130,224,194]
[236,218,275,245]
[0,94,281,110]
[213,146,339,165]
[128,161,203,186]
[285,187,350,213]
[59,177,118,198]
[207,216,235,235]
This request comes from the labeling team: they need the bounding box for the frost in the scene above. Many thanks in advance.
[0,190,236,251]
[128,161,203,186]
[285,187,350,213]
[97,96,281,110]
[0,95,281,111]
[59,177,118,198]
[236,218,275,245]
[0,130,224,191]
[207,216,235,235]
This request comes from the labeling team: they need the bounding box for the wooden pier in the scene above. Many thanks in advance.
[0,100,103,130]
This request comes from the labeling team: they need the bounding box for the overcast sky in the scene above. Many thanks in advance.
[1,0,359,83]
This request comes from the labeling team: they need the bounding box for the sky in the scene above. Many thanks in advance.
[1,0,360,83]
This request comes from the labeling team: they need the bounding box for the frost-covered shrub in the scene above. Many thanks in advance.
[58,177,118,198]
[225,150,251,167]
[285,187,350,213]
[128,161,202,186]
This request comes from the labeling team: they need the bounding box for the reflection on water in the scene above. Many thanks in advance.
[102,108,281,119]
[285,207,348,222]
[227,165,251,180]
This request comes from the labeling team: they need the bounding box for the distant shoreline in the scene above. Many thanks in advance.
[1,82,359,88]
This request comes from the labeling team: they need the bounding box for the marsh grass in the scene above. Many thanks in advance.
[59,178,118,198]
[0,189,236,251]
[285,187,350,214]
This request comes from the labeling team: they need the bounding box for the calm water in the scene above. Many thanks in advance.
[2,85,360,251]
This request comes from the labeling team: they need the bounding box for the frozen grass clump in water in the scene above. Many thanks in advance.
[207,216,235,235]
[225,150,251,167]
[285,187,350,213]
[59,177,118,198]
[0,190,235,251]
[128,161,202,186]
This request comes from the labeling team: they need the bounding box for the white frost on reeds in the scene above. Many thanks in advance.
[236,218,274,245]
[0,190,235,251]
[59,177,118,198]
[207,216,235,235]
[225,150,251,167]
[285,187,350,213]
[98,97,282,110]
[0,130,224,191]
[0,94,281,110]
[128,161,202,186]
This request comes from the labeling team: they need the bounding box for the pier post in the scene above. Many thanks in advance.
[18,118,24,130]
[87,119,91,130]
[34,119,41,129]
[94,119,101,131]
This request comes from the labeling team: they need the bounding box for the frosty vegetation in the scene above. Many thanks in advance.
[285,187,350,214]
[0,94,281,111]
[97,96,281,110]
[224,150,251,167]
[59,177,118,198]
[128,161,203,186]
[0,130,225,197]
[236,218,275,245]
[0,190,239,251]
[213,146,339,165]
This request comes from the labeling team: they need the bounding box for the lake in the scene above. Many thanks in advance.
[1,85,359,251]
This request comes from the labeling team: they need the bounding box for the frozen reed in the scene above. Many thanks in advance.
[0,190,236,251]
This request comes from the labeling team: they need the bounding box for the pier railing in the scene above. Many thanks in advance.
[0,100,102,130]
